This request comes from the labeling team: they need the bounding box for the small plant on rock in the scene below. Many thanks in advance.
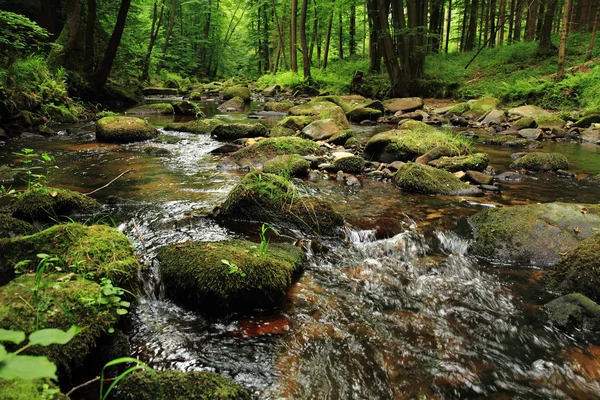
[12,148,57,192]
[221,259,246,277]
[258,223,278,256]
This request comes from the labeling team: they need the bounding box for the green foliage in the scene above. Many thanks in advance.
[12,148,56,192]
[221,259,246,277]
[258,223,278,256]
[100,357,153,400]
[0,11,49,65]
[97,278,131,318]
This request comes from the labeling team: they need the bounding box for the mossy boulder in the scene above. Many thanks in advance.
[573,114,600,128]
[547,233,600,302]
[172,101,203,116]
[289,100,350,128]
[393,162,478,195]
[0,274,119,382]
[230,137,321,162]
[468,203,600,267]
[141,87,178,96]
[212,123,268,140]
[164,118,223,135]
[219,172,344,236]
[465,97,501,119]
[263,154,310,177]
[364,125,472,163]
[221,86,251,102]
[126,103,174,115]
[8,188,103,223]
[346,107,382,122]
[508,105,552,120]
[427,153,489,172]
[509,152,568,171]
[265,101,295,112]
[270,116,315,137]
[333,155,365,173]
[0,213,35,238]
[0,379,67,400]
[0,223,140,289]
[512,117,537,130]
[302,119,348,142]
[157,239,304,311]
[217,96,245,112]
[448,102,471,115]
[96,116,158,143]
[486,135,543,148]
[536,115,565,130]
[0,165,16,184]
[542,293,600,332]
[114,370,251,400]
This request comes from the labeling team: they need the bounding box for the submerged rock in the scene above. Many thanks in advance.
[486,135,543,148]
[393,162,480,195]
[211,123,268,140]
[9,188,103,223]
[157,239,304,311]
[114,370,251,400]
[468,203,600,267]
[164,118,223,134]
[96,116,158,143]
[543,293,600,332]
[0,223,139,288]
[509,152,568,171]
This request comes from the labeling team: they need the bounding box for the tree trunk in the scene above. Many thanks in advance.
[142,0,164,81]
[537,0,558,55]
[48,0,82,71]
[350,1,356,54]
[272,0,287,71]
[498,0,506,45]
[513,0,523,42]
[323,0,335,69]
[489,0,497,48]
[198,0,211,75]
[429,0,443,52]
[92,0,131,92]
[300,0,311,78]
[508,0,515,43]
[290,0,298,71]
[157,0,177,72]
[445,0,452,53]
[587,6,600,60]
[84,0,96,71]
[338,9,344,59]
[464,0,479,51]
[39,0,60,36]
[377,0,405,96]
[557,0,572,79]
[460,2,469,50]
[525,0,538,41]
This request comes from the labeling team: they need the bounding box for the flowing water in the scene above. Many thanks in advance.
[2,103,600,399]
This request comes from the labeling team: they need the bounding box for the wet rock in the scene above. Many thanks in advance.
[264,100,294,112]
[217,96,245,112]
[518,128,543,140]
[548,232,600,302]
[0,165,16,184]
[230,137,321,162]
[221,86,251,102]
[346,107,382,122]
[336,170,345,180]
[302,119,344,141]
[485,135,543,148]
[580,128,600,143]
[543,293,600,332]
[360,119,377,126]
[468,203,600,266]
[172,100,203,116]
[573,114,600,128]
[263,154,310,177]
[393,162,482,195]
[144,146,172,157]
[212,123,268,140]
[465,171,493,185]
[289,98,350,128]
[450,116,469,127]
[479,184,500,192]
[427,153,489,173]
[114,370,251,400]
[271,116,315,138]
[141,87,178,96]
[512,117,537,130]
[210,144,242,155]
[217,172,344,236]
[0,223,139,288]
[0,213,35,238]
[345,174,361,186]
[333,155,365,174]
[481,109,506,125]
[496,171,523,181]
[509,152,568,172]
[164,118,223,135]
[383,97,424,113]
[556,169,575,179]
[400,110,429,121]
[432,105,454,114]
[262,84,281,96]
[96,116,158,143]
[388,161,406,171]
[550,127,567,138]
[508,105,552,120]
[126,103,174,115]
[157,238,304,311]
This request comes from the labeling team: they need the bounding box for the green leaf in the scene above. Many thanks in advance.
[116,308,128,315]
[28,325,80,346]
[0,354,57,380]
[0,344,7,362]
[0,329,26,344]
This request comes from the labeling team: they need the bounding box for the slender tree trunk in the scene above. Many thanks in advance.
[290,0,298,71]
[460,2,469,51]
[92,0,131,92]
[338,9,344,59]
[587,6,600,60]
[489,0,497,48]
[429,0,443,52]
[513,0,523,42]
[537,0,558,55]
[498,0,506,45]
[557,0,572,79]
[525,0,538,41]
[445,0,452,53]
[272,0,287,71]
[350,1,357,54]
[40,0,60,36]
[367,0,381,71]
[199,0,211,74]
[323,0,335,69]
[157,0,177,72]
[300,0,310,78]
[377,0,405,96]
[508,0,515,43]
[142,0,164,81]
[465,0,479,50]
[84,0,96,71]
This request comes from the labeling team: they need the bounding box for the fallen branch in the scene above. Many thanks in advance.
[85,169,134,196]
[66,376,116,396]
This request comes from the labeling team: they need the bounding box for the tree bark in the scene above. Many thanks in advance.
[272,0,287,71]
[48,0,82,71]
[513,0,523,42]
[350,1,356,54]
[587,6,599,61]
[525,0,538,41]
[92,0,131,92]
[445,0,452,53]
[377,0,405,96]
[290,0,298,72]
[537,0,558,55]
[489,0,497,48]
[157,0,177,72]
[84,0,96,71]
[498,0,506,45]
[39,0,60,36]
[557,0,572,79]
[338,9,344,59]
[323,0,335,69]
[300,0,311,78]
[142,0,164,81]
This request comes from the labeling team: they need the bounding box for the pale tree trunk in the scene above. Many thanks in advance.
[290,0,298,71]
[157,0,177,72]
[300,0,311,78]
[142,0,164,81]
[587,6,599,61]
[557,0,572,79]
[323,0,335,69]
[525,0,538,41]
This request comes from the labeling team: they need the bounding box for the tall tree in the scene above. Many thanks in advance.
[349,1,357,55]
[536,0,558,55]
[586,5,599,61]
[557,0,573,79]
[323,0,336,69]
[142,0,164,81]
[84,0,96,71]
[290,0,298,71]
[300,0,311,78]
[157,0,177,72]
[465,0,479,50]
[445,0,453,53]
[47,0,81,70]
[525,0,538,41]
[513,0,524,42]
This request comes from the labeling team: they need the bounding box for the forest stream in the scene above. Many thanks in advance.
[2,99,600,400]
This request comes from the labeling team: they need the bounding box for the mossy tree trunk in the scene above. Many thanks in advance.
[290,0,298,72]
[47,0,82,71]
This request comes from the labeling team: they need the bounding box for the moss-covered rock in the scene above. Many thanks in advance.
[364,126,472,163]
[485,135,543,148]
[509,152,568,171]
[289,100,350,128]
[9,188,103,223]
[333,155,365,173]
[164,118,223,134]
[172,101,203,116]
[536,115,565,130]
[427,153,489,172]
[542,293,600,332]
[573,114,600,128]
[230,137,321,162]
[218,96,245,112]
[221,86,251,102]
[219,172,344,236]
[114,370,251,400]
[0,274,119,382]
[302,119,349,142]
[96,116,158,143]
[158,239,304,311]
[383,97,424,113]
[263,154,310,177]
[512,117,537,130]
[346,107,382,122]
[465,97,501,119]
[548,233,600,302]
[393,162,477,195]
[0,379,67,400]
[212,123,268,140]
[269,116,314,137]
[41,103,79,123]
[144,146,172,157]
[265,101,295,112]
[142,87,178,96]
[0,213,35,238]
[448,102,471,115]
[0,223,139,288]
[468,203,600,267]
[0,165,16,184]
[508,105,552,120]
[126,103,174,115]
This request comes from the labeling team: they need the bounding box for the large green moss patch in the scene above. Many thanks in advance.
[9,188,103,223]
[230,137,321,162]
[509,152,569,171]
[393,162,476,195]
[96,116,158,143]
[164,118,223,134]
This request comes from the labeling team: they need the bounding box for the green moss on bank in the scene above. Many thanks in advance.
[263,154,310,177]
[393,162,473,195]
[9,188,103,222]
[0,379,67,400]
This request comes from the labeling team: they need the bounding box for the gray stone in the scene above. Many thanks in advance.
[518,128,543,140]
[384,97,424,113]
[481,109,506,125]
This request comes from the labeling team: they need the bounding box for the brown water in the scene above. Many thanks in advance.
[2,104,600,399]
